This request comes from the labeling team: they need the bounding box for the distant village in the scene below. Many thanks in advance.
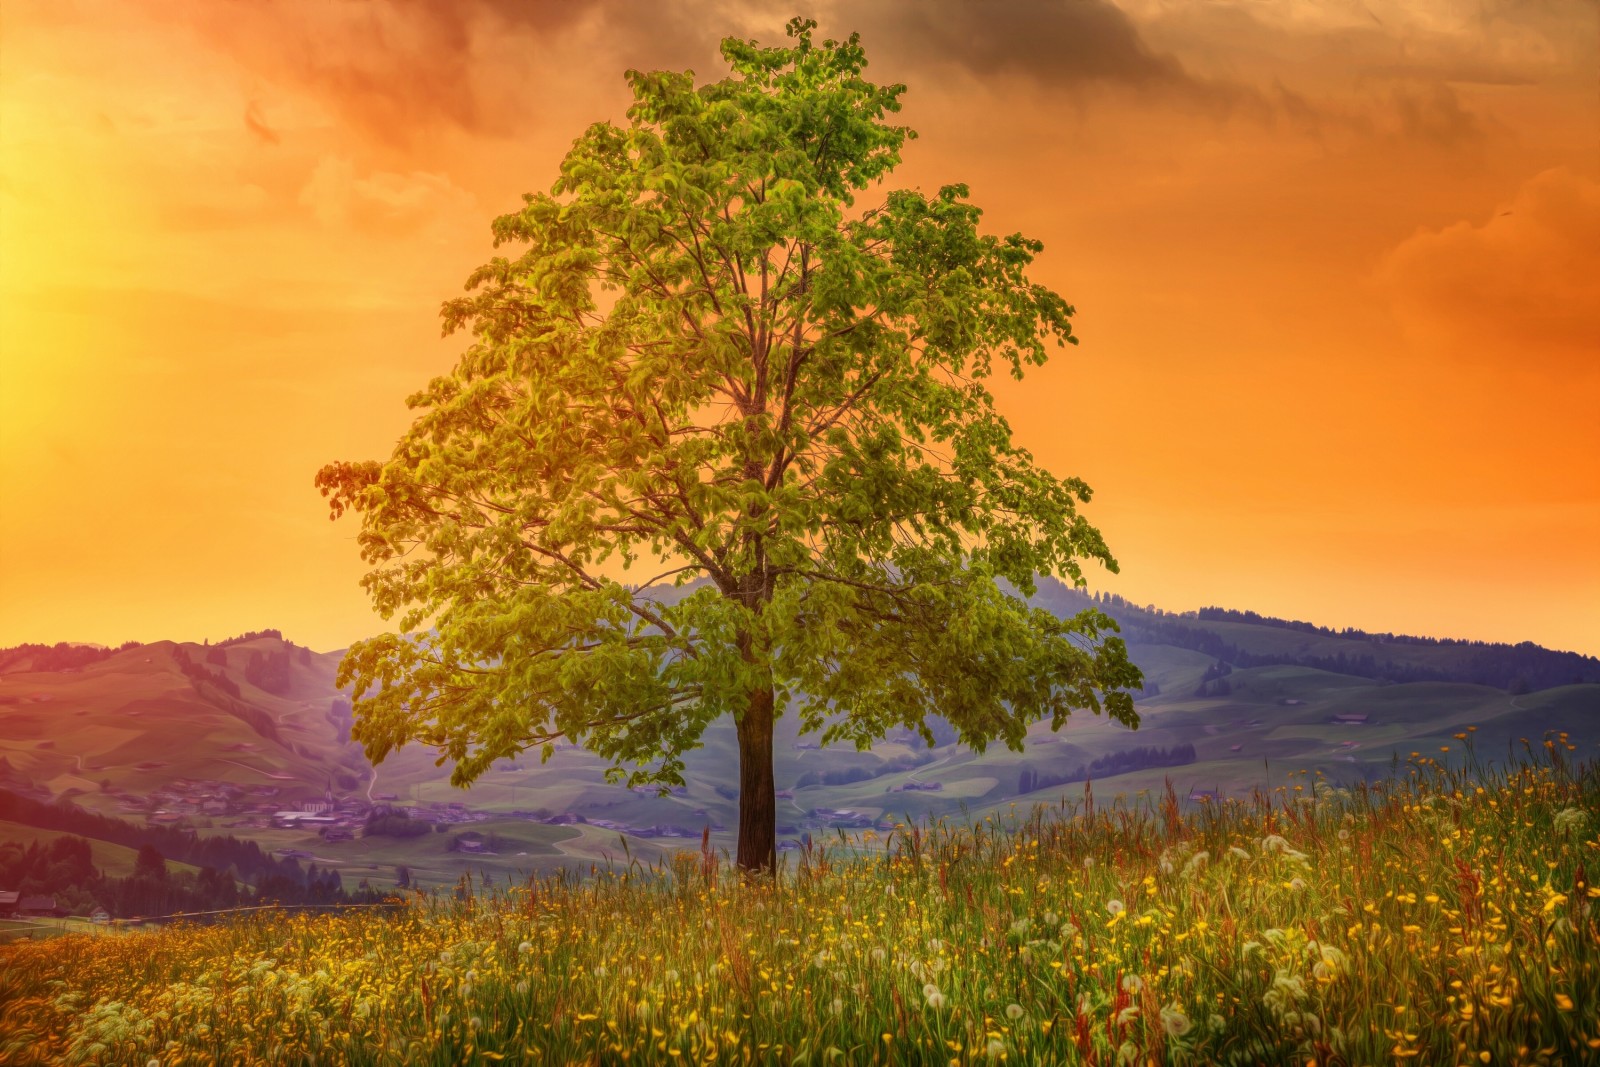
[95,772,903,860]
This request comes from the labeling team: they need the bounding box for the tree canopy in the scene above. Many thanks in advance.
[317,18,1142,873]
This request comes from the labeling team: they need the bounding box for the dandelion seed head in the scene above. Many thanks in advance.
[1160,1004,1192,1037]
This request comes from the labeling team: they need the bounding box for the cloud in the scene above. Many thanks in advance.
[850,0,1194,91]
[1391,82,1481,147]
[243,100,281,145]
[181,0,740,146]
[298,157,476,235]
[1377,168,1600,369]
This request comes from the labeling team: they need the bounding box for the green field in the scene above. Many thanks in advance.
[2,744,1594,1065]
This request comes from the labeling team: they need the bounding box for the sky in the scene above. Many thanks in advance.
[1,0,1597,657]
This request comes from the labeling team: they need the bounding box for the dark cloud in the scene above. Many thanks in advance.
[848,0,1199,93]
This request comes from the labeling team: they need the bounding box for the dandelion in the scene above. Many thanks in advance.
[923,983,947,1010]
[1116,1005,1140,1026]
[1160,1004,1193,1037]
[1121,974,1143,995]
[1006,1003,1025,1021]
[1230,846,1251,860]
[1106,898,1126,915]
[1554,808,1588,834]
[984,1037,1005,1059]
[518,941,533,955]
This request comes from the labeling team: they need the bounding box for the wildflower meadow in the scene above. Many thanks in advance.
[2,734,1595,1066]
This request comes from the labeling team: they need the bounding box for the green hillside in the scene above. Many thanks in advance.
[2,601,1596,890]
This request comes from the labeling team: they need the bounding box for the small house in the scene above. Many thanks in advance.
[454,831,488,854]
[0,890,19,917]
[90,908,111,924]
[1333,713,1370,725]
[18,895,64,918]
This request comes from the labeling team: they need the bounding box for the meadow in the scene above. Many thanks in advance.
[0,733,1594,1066]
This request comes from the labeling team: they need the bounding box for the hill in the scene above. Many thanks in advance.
[1,596,1596,890]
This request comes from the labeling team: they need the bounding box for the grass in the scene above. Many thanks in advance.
[0,732,1595,1066]
[0,820,206,881]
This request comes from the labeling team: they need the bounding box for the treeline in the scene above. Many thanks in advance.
[1195,661,1233,698]
[215,629,284,647]
[1031,580,1600,694]
[1015,743,1197,796]
[1,836,380,919]
[0,789,298,884]
[364,810,434,838]
[794,751,936,789]
[0,641,142,675]
[243,647,294,696]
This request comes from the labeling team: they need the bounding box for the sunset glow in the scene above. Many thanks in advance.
[2,0,1596,654]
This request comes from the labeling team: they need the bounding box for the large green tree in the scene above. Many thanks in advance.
[317,19,1142,875]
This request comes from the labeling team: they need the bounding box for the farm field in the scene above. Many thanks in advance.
[1,742,1594,1065]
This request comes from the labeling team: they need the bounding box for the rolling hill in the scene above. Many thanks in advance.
[2,592,1596,889]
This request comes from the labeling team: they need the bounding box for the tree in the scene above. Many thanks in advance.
[316,19,1142,875]
[134,844,167,882]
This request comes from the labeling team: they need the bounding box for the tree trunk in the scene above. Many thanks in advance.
[734,684,777,876]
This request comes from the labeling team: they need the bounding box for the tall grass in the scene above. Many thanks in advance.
[2,732,1595,1065]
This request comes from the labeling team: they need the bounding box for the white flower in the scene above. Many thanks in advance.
[1554,808,1589,834]
[1121,974,1143,994]
[1006,1003,1025,1020]
[664,969,678,983]
[518,941,533,955]
[923,983,947,1010]
[1160,1004,1193,1037]
[1106,898,1126,915]
[985,1038,1006,1059]
[1288,877,1307,891]
[830,998,844,1016]
[1182,852,1210,878]
[1230,846,1251,860]
[1116,1005,1140,1025]
[870,947,886,963]
[1043,911,1059,926]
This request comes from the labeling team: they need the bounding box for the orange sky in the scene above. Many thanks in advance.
[2,0,1597,656]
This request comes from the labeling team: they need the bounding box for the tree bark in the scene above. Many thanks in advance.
[734,684,777,876]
